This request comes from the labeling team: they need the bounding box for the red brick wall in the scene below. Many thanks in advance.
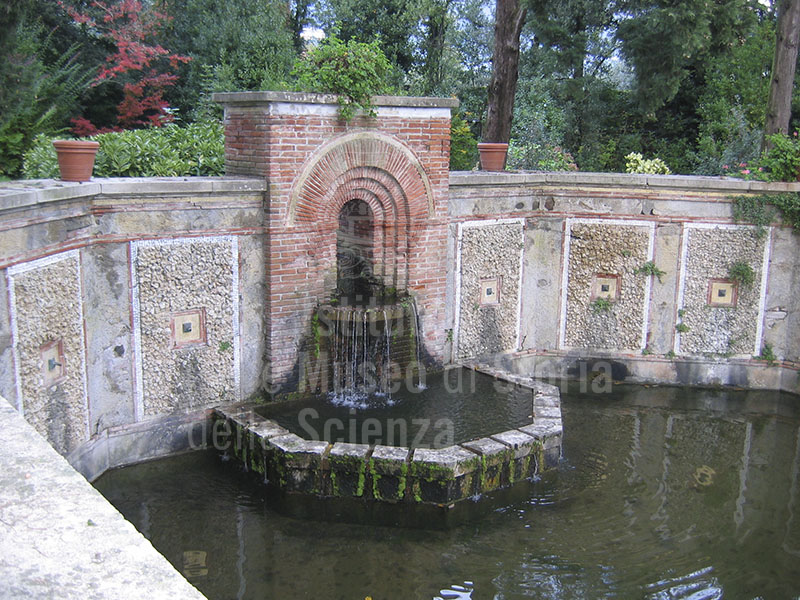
[218,94,453,391]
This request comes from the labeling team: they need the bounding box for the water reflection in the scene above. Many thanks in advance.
[95,384,800,599]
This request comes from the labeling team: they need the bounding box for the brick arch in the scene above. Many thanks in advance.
[326,175,409,289]
[288,132,433,227]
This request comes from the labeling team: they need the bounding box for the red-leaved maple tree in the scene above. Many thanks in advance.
[61,0,190,134]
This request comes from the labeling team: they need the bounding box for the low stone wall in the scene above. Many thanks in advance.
[0,178,266,476]
[448,171,800,393]
[0,395,206,599]
[212,371,562,506]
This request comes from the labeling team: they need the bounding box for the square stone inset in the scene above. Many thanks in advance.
[479,277,501,306]
[40,339,66,387]
[591,273,620,301]
[707,279,738,307]
[171,308,207,348]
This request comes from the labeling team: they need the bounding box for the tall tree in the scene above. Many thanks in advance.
[63,0,190,132]
[483,0,526,143]
[764,0,800,145]
[158,0,296,118]
[419,0,453,95]
[322,0,417,72]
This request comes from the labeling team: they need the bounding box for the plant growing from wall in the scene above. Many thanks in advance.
[591,297,613,313]
[676,323,690,333]
[634,261,666,283]
[731,191,800,235]
[292,35,392,122]
[727,261,755,287]
[756,342,777,365]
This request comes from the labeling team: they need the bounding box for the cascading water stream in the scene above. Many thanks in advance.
[321,301,420,407]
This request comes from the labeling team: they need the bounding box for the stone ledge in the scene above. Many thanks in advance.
[0,396,206,599]
[449,170,800,194]
[212,90,459,109]
[0,177,267,214]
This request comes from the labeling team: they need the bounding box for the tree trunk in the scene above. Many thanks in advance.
[483,0,527,143]
[422,0,451,95]
[763,0,800,149]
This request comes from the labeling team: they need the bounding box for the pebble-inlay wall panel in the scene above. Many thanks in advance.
[132,237,239,417]
[8,251,88,454]
[561,219,654,351]
[677,225,769,356]
[456,220,524,359]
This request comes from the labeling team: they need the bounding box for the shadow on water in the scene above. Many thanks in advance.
[95,383,800,600]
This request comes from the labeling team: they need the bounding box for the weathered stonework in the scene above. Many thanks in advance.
[133,237,238,416]
[8,252,87,454]
[562,219,653,351]
[213,370,563,506]
[456,220,524,358]
[677,225,768,356]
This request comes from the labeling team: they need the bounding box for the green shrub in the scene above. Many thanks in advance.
[625,152,671,175]
[292,35,392,122]
[759,131,800,182]
[507,140,578,171]
[450,114,478,171]
[22,120,224,179]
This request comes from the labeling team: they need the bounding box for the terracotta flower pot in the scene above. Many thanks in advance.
[477,142,509,171]
[53,140,100,182]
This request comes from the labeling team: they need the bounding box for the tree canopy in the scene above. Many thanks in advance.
[2,0,800,178]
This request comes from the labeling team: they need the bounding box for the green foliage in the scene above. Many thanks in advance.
[449,113,478,170]
[321,0,418,73]
[0,23,93,177]
[759,131,800,182]
[624,152,671,174]
[665,350,676,359]
[675,323,690,333]
[591,297,613,313]
[727,261,755,287]
[22,120,224,179]
[757,342,777,365]
[634,261,666,283]
[693,18,772,175]
[507,139,578,171]
[160,0,297,119]
[731,192,800,234]
[292,35,392,122]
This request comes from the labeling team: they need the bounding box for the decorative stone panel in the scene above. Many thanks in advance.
[7,251,88,455]
[455,220,524,359]
[676,224,769,356]
[132,237,239,417]
[561,219,654,351]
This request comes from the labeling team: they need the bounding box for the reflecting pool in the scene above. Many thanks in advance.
[95,383,800,599]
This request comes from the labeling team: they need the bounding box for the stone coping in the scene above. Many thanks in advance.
[212,90,459,109]
[0,396,206,599]
[0,177,267,213]
[213,368,563,505]
[449,170,800,194]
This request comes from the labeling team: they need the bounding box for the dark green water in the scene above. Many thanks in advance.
[257,368,535,448]
[95,383,800,599]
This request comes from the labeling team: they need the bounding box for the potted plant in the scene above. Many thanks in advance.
[52,139,100,182]
[477,142,510,171]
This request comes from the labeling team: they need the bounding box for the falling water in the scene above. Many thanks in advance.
[322,301,419,407]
